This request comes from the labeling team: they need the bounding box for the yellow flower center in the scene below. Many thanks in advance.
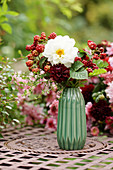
[56,49,64,56]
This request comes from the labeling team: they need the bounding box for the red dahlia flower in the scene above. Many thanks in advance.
[89,100,111,121]
[50,64,70,83]
[81,84,95,104]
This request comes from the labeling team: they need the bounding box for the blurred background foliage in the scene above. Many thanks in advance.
[0,0,113,68]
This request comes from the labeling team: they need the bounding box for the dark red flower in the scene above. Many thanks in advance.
[89,100,111,121]
[81,84,95,104]
[50,63,70,83]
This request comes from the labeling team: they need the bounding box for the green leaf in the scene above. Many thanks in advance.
[93,59,109,68]
[0,16,8,24]
[2,0,8,12]
[71,3,83,13]
[77,52,84,58]
[85,51,92,59]
[39,57,46,68]
[70,69,88,80]
[6,11,19,16]
[71,60,84,72]
[1,23,12,34]
[61,7,72,18]
[89,68,107,77]
[0,133,3,138]
[78,50,92,59]
[0,66,3,71]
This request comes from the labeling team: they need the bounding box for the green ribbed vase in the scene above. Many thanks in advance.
[57,87,87,150]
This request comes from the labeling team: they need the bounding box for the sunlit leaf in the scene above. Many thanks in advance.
[1,23,12,34]
[61,7,72,18]
[6,11,19,16]
[2,0,8,12]
[89,68,107,77]
[71,3,83,13]
[0,16,8,23]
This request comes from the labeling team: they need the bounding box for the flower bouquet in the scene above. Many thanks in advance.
[25,32,108,150]
[80,40,113,136]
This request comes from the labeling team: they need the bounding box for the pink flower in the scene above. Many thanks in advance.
[106,43,113,56]
[88,77,100,84]
[21,103,44,123]
[105,116,113,125]
[33,82,45,95]
[105,81,113,103]
[100,71,113,84]
[85,102,95,131]
[45,117,57,131]
[91,126,99,136]
[26,116,33,125]
[48,100,59,117]
[109,57,113,68]
[46,90,57,106]
[17,93,26,105]
[85,102,93,117]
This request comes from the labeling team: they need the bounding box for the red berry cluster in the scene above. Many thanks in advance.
[88,40,97,50]
[25,32,57,73]
[86,39,112,72]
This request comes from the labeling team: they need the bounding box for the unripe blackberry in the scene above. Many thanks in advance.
[44,65,50,72]
[88,40,97,50]
[93,54,100,60]
[25,45,31,51]
[100,53,106,59]
[32,50,39,57]
[41,32,46,39]
[27,54,34,60]
[36,44,45,53]
[26,60,34,67]
[30,44,36,50]
[32,68,39,73]
[74,56,82,62]
[34,35,40,41]
[29,67,33,71]
[99,47,104,53]
[87,68,93,73]
[82,60,87,66]
[48,32,57,39]
[84,55,89,60]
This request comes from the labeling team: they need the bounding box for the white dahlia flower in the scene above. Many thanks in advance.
[43,35,78,68]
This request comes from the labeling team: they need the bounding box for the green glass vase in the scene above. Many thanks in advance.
[57,87,87,150]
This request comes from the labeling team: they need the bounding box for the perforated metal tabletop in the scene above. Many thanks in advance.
[0,126,113,170]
